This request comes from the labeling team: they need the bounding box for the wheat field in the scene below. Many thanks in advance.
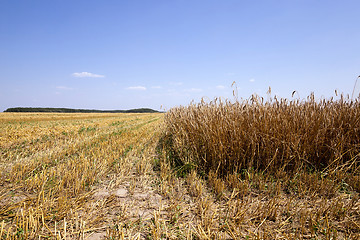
[0,96,359,239]
[161,94,360,239]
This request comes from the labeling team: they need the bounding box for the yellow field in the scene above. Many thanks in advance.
[0,113,163,239]
[1,109,359,239]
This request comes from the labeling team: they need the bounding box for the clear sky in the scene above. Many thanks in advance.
[1,0,360,111]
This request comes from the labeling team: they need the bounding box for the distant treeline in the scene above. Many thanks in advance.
[4,107,161,113]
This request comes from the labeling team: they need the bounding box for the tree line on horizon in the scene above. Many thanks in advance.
[4,107,161,113]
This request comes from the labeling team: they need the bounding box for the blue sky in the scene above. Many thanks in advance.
[1,0,360,111]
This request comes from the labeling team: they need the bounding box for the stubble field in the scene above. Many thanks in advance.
[0,113,164,239]
[0,96,359,239]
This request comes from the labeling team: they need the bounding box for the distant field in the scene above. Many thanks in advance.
[0,98,359,239]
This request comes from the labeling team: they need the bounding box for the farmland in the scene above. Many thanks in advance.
[0,95,360,239]
[0,113,163,239]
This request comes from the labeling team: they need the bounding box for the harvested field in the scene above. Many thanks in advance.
[0,113,165,239]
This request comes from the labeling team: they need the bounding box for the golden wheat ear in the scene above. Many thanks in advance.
[351,75,360,99]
